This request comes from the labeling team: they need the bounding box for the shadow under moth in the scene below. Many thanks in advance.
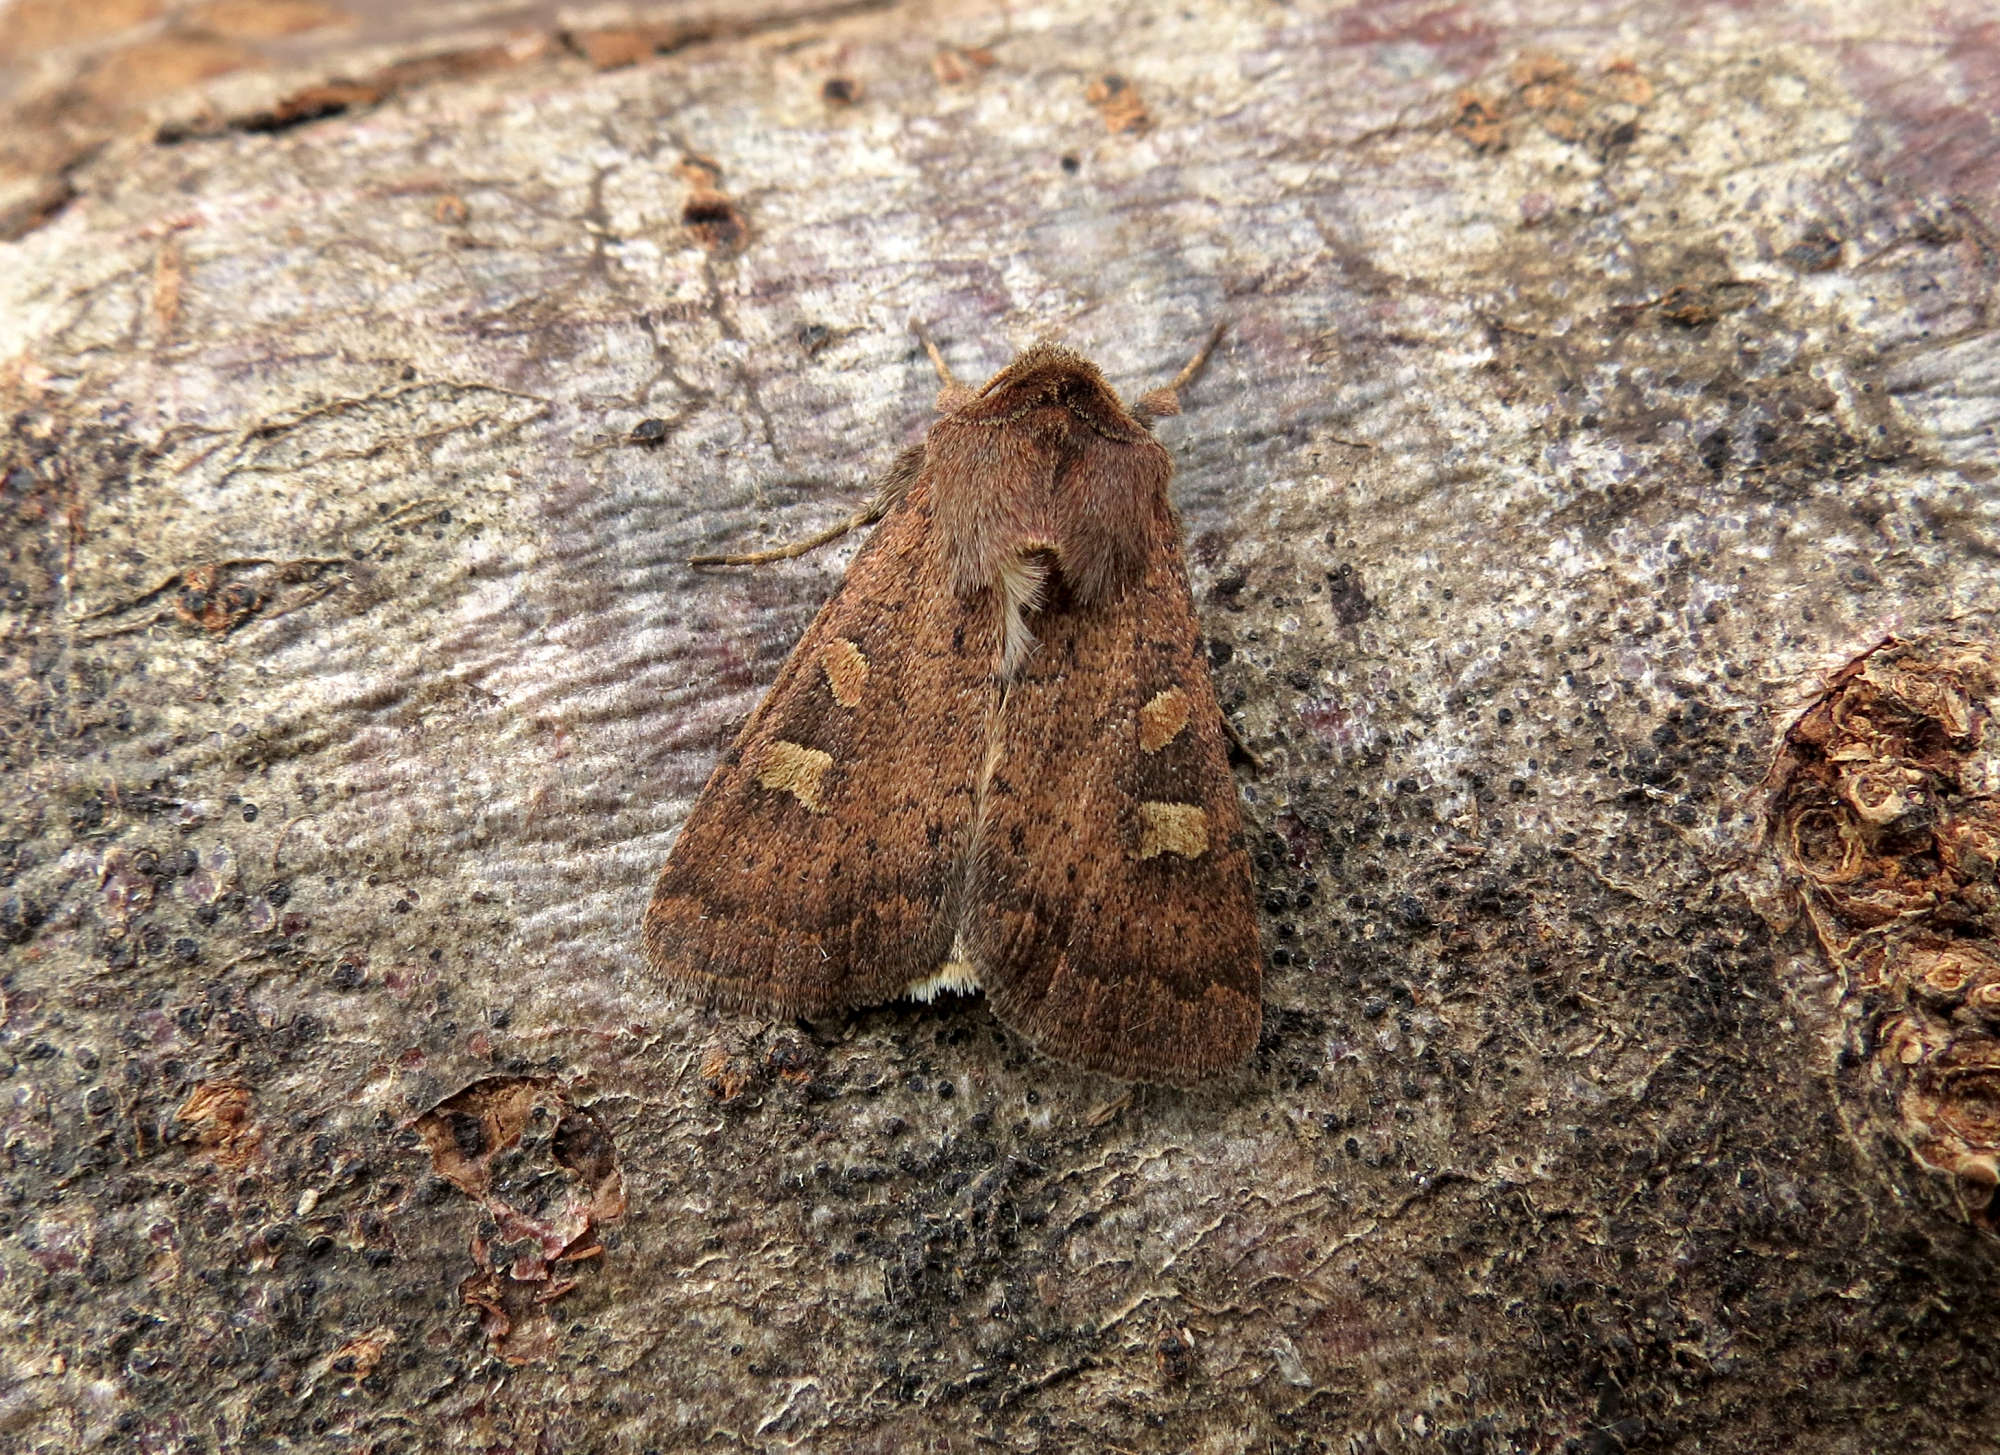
[643,328,1261,1085]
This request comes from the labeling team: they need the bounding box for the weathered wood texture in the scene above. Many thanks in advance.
[3,1,1999,1450]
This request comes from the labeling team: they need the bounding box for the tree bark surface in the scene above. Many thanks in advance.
[3,1,1999,1451]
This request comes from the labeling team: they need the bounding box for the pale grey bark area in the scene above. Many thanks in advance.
[4,1,2000,1451]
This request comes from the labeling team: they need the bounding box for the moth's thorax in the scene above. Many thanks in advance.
[925,360,1175,681]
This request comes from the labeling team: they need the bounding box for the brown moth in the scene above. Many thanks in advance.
[642,328,1261,1085]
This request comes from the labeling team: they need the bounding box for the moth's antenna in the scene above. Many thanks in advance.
[1134,320,1226,424]
[911,321,977,412]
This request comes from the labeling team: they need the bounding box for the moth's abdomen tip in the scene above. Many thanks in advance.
[905,961,982,1003]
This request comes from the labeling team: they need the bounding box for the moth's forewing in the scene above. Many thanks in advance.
[642,482,998,1016]
[964,480,1262,1086]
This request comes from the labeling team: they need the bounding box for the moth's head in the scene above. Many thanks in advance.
[978,341,1104,391]
[960,343,1151,441]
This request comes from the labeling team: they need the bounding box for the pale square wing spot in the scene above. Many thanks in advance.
[1137,686,1192,751]
[823,637,870,707]
[1136,801,1207,859]
[756,740,834,811]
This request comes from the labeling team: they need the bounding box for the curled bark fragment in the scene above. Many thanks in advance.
[1771,638,2000,1229]
[414,1078,625,1363]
